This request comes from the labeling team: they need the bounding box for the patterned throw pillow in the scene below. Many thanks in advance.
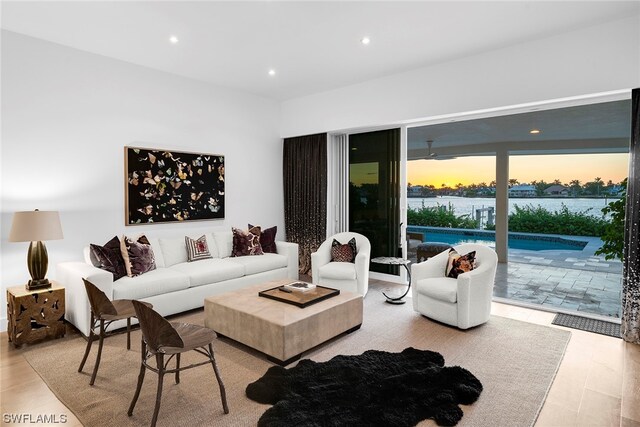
[249,224,277,254]
[331,237,357,263]
[185,235,213,262]
[120,235,157,277]
[231,226,264,257]
[445,248,476,279]
[89,236,127,281]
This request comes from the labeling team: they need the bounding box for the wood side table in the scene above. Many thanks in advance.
[7,283,65,347]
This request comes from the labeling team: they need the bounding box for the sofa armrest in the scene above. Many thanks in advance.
[411,250,449,282]
[455,258,497,329]
[57,262,114,337]
[276,241,299,280]
[310,240,332,285]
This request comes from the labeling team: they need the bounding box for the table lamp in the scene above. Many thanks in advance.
[9,209,63,290]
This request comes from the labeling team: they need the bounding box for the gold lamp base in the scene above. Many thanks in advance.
[27,278,52,291]
[25,240,52,291]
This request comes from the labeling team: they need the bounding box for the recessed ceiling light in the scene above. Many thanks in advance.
[530,129,541,134]
[169,35,179,44]
[268,69,276,76]
[361,37,371,45]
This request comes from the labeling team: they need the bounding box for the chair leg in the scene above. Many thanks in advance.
[208,343,229,414]
[128,340,147,417]
[89,319,105,386]
[151,353,165,427]
[175,354,180,384]
[78,314,96,372]
[126,317,131,350]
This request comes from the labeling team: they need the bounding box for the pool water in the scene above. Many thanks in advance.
[409,227,587,252]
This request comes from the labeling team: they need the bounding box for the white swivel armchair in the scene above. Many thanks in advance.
[311,232,371,296]
[411,243,498,329]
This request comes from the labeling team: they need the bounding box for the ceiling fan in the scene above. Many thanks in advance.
[421,140,457,161]
[422,140,438,159]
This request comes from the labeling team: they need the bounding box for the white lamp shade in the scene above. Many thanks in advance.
[9,210,63,242]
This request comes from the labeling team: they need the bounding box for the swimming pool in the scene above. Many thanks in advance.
[407,227,588,251]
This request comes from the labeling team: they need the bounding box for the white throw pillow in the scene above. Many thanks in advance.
[159,237,189,267]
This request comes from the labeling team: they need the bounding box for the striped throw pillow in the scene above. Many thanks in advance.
[185,235,213,262]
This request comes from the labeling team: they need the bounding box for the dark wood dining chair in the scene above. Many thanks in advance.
[78,279,152,385]
[127,300,229,427]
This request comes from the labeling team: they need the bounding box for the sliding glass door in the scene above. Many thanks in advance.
[349,129,401,275]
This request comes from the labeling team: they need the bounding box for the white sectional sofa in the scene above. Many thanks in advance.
[58,230,298,336]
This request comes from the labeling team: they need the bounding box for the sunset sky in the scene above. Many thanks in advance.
[407,153,629,187]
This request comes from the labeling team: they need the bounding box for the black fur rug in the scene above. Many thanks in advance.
[246,347,482,427]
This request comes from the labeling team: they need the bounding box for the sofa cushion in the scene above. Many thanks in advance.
[445,248,476,279]
[318,262,357,280]
[416,277,458,303]
[170,258,245,287]
[120,235,156,277]
[249,224,278,254]
[112,268,190,300]
[185,235,213,262]
[232,226,264,256]
[226,253,288,275]
[159,237,188,267]
[331,238,356,263]
[213,230,233,258]
[89,236,127,281]
[147,237,165,268]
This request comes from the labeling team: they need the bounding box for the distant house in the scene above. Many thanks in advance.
[508,185,536,197]
[606,185,625,196]
[408,185,425,197]
[543,185,569,197]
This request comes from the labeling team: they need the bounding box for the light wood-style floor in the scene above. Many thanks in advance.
[1,300,639,427]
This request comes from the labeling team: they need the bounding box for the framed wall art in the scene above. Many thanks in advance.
[125,146,225,225]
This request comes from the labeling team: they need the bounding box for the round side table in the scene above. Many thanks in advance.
[371,257,411,305]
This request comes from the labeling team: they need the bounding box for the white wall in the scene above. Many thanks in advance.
[0,31,283,330]
[280,15,640,137]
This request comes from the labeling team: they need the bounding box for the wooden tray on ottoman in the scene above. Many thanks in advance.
[204,280,362,365]
[258,284,339,308]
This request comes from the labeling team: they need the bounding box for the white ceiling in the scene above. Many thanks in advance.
[2,1,639,101]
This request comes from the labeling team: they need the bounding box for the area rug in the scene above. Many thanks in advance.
[552,313,621,338]
[22,287,570,427]
[247,347,482,426]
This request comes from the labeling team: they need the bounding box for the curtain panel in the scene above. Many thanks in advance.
[283,133,328,274]
[622,88,640,344]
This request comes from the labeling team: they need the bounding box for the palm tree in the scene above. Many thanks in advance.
[508,178,519,187]
[594,177,603,196]
[569,179,581,196]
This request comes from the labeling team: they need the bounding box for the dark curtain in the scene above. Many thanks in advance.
[622,88,640,343]
[283,133,327,274]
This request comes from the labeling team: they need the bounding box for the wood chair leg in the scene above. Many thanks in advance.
[89,320,105,386]
[78,314,96,372]
[208,343,229,414]
[126,317,131,350]
[151,353,165,427]
[175,354,180,384]
[128,340,147,417]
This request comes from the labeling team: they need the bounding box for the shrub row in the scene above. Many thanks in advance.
[507,204,607,237]
[407,203,478,229]
[408,202,608,237]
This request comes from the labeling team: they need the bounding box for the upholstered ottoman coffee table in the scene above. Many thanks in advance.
[204,280,363,365]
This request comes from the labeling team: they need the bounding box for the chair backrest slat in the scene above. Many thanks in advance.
[83,279,118,317]
[132,300,184,352]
